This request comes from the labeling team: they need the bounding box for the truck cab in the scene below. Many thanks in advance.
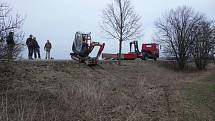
[142,43,159,60]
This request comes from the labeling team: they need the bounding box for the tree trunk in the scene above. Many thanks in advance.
[117,0,123,65]
[178,58,186,70]
[118,39,122,65]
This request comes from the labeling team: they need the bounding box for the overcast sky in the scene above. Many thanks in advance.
[4,0,215,59]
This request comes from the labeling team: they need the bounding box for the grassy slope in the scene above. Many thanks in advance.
[0,60,215,121]
[183,70,215,120]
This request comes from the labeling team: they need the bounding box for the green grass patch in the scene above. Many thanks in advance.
[184,74,215,120]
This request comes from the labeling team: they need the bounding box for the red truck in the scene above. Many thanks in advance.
[142,43,159,60]
[102,41,159,60]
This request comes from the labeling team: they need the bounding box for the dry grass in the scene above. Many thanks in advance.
[0,60,214,121]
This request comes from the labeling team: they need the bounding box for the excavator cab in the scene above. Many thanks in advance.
[70,32,105,65]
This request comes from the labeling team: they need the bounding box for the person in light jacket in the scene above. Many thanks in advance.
[44,40,52,59]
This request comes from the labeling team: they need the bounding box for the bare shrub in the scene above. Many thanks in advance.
[191,20,215,70]
[0,2,25,59]
[155,6,205,70]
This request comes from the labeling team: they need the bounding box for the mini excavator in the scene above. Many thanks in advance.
[70,32,105,65]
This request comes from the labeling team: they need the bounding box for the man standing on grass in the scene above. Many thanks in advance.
[6,32,15,59]
[26,35,34,60]
[33,37,41,59]
[44,40,52,59]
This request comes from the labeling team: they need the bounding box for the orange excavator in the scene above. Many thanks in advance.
[70,32,105,65]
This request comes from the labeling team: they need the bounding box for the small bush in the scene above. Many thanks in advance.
[157,61,197,72]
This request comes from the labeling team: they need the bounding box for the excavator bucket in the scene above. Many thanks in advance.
[70,32,105,65]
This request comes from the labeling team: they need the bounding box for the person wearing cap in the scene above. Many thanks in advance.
[44,40,52,59]
[6,32,15,59]
[33,37,41,59]
[26,35,34,59]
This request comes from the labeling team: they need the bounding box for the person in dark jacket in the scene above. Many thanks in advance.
[6,32,15,59]
[33,37,41,59]
[44,40,52,59]
[26,35,34,59]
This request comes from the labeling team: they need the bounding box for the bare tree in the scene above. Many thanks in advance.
[0,2,24,59]
[212,27,215,61]
[101,0,142,65]
[155,6,204,70]
[191,20,215,70]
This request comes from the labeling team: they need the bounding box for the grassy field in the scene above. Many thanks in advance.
[0,60,215,121]
[182,69,215,121]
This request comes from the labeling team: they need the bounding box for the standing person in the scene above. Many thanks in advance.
[6,32,15,59]
[33,37,41,59]
[26,35,34,60]
[44,40,52,59]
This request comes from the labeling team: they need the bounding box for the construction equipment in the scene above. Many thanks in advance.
[70,32,105,65]
[102,41,159,60]
[142,43,159,60]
